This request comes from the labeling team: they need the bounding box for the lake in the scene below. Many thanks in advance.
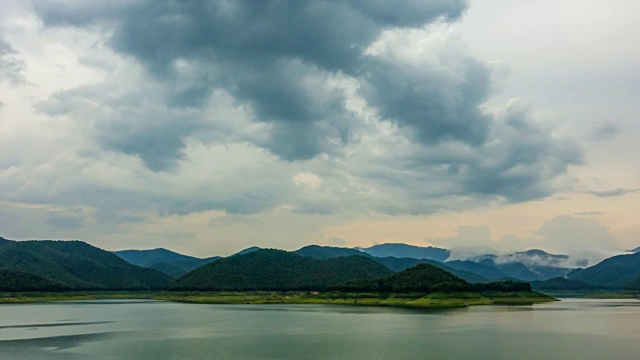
[1,298,639,359]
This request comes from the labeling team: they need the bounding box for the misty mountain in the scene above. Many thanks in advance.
[114,248,220,277]
[294,245,488,283]
[568,252,640,289]
[170,249,394,291]
[468,249,574,281]
[0,238,171,290]
[357,243,450,262]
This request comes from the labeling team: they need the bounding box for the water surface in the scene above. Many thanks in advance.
[1,298,639,359]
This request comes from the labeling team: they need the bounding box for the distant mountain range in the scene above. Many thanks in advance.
[2,236,639,293]
[356,243,450,262]
[113,248,220,278]
[109,243,614,284]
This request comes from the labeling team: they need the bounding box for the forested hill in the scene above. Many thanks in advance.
[113,248,221,277]
[567,252,640,289]
[170,249,394,291]
[0,269,70,291]
[336,263,532,293]
[294,245,488,283]
[0,239,172,290]
[336,263,470,292]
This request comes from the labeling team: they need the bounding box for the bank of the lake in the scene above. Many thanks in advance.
[2,290,556,307]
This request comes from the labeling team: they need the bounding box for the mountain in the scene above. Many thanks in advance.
[113,248,220,277]
[0,269,70,291]
[444,260,510,280]
[337,263,469,292]
[295,245,366,259]
[0,237,11,246]
[170,249,394,291]
[114,248,201,267]
[469,250,573,281]
[149,257,220,278]
[568,252,640,289]
[294,245,488,283]
[0,239,172,290]
[357,243,450,261]
[529,277,596,291]
[232,246,261,256]
[625,276,640,290]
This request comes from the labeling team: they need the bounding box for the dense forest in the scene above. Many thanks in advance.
[0,269,70,291]
[568,252,640,289]
[0,238,171,290]
[170,249,394,291]
[335,263,531,293]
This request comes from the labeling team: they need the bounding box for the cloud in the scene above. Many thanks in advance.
[0,37,25,85]
[34,0,468,162]
[327,236,347,246]
[589,120,621,142]
[586,188,639,198]
[534,215,617,251]
[573,211,606,216]
[0,0,586,230]
[46,213,85,229]
[431,216,621,266]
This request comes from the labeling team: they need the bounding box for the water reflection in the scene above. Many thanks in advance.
[0,299,638,360]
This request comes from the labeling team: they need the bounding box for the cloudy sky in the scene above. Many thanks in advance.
[1,0,638,261]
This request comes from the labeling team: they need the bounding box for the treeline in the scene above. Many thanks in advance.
[0,239,171,291]
[0,269,70,292]
[333,264,531,293]
[170,249,394,291]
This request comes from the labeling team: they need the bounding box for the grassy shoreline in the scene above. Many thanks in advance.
[2,290,557,307]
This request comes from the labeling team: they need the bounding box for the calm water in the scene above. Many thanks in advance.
[1,298,639,360]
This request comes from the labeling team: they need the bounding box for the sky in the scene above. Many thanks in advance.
[1,0,638,263]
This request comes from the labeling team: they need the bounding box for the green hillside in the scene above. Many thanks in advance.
[294,245,489,283]
[0,269,70,291]
[170,249,394,291]
[114,248,221,277]
[568,252,640,289]
[0,239,172,290]
[337,263,470,292]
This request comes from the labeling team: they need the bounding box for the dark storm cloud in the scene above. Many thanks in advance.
[360,52,492,145]
[462,101,583,201]
[35,0,468,162]
[25,0,587,218]
[0,37,25,84]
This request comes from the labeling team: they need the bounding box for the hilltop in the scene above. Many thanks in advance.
[0,238,171,290]
[170,249,394,291]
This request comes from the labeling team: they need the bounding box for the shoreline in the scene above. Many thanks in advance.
[1,290,557,307]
